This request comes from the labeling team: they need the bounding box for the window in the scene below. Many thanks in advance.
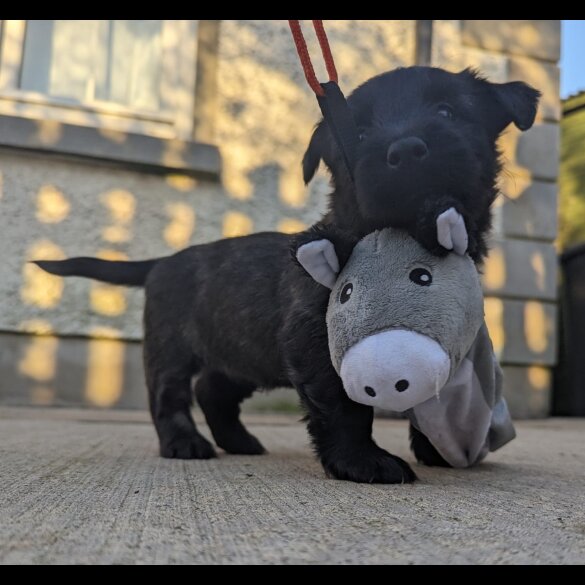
[0,20,199,140]
[21,20,164,111]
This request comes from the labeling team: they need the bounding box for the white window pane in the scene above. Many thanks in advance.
[20,20,163,111]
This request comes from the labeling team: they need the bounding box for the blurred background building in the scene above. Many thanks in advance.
[0,20,563,417]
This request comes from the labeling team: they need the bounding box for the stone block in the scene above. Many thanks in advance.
[494,177,558,241]
[485,297,557,366]
[502,365,551,418]
[500,123,560,181]
[482,239,558,301]
[0,332,147,409]
[462,20,561,62]
[461,46,508,82]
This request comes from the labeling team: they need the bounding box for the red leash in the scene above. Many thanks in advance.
[288,20,338,96]
[288,20,360,182]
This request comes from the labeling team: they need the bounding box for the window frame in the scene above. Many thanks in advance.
[0,19,199,141]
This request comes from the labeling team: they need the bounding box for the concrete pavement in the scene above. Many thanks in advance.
[0,407,584,564]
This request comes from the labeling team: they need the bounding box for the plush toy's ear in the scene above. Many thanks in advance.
[302,121,327,184]
[293,224,358,289]
[297,239,340,289]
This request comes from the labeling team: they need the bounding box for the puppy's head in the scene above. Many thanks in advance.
[303,67,540,227]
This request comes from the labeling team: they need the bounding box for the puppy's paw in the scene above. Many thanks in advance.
[322,445,417,484]
[436,207,468,255]
[409,424,451,467]
[160,433,217,460]
[216,429,267,455]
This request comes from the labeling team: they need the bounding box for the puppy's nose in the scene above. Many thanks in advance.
[387,137,428,167]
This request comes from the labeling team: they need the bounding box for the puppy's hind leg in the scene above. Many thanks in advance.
[409,423,451,467]
[144,338,216,460]
[195,370,266,455]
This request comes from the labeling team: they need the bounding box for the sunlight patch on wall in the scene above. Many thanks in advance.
[164,202,195,249]
[222,211,253,237]
[18,335,58,382]
[483,246,506,290]
[517,24,540,50]
[484,297,505,357]
[277,218,306,234]
[524,301,549,354]
[90,285,127,316]
[161,140,186,168]
[35,119,63,145]
[530,252,546,292]
[279,168,308,209]
[101,189,136,223]
[101,189,135,244]
[96,249,128,261]
[21,240,65,308]
[222,145,255,201]
[166,174,197,192]
[89,250,128,316]
[85,328,125,408]
[19,319,54,335]
[36,185,70,223]
[527,366,550,392]
[102,225,131,244]
[216,53,315,204]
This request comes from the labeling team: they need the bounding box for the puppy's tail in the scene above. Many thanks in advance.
[33,257,159,287]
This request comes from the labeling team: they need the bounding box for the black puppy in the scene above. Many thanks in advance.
[304,67,540,262]
[34,66,541,483]
[37,227,421,484]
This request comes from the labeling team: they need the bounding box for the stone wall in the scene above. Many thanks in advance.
[0,20,560,416]
[0,20,415,409]
[432,20,561,417]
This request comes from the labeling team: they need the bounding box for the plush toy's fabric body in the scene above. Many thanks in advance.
[409,322,515,467]
[298,228,515,468]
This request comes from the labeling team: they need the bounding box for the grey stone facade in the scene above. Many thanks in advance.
[0,20,560,416]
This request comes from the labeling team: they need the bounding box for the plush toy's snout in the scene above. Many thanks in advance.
[339,329,450,412]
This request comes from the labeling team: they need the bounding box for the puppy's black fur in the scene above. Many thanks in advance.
[36,227,416,484]
[303,67,540,262]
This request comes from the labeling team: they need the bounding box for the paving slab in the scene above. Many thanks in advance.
[0,407,584,564]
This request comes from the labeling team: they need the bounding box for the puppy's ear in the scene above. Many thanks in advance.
[302,121,328,184]
[490,80,541,132]
[292,224,358,288]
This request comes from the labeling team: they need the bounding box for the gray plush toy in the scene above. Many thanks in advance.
[297,225,516,468]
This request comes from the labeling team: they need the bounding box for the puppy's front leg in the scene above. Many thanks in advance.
[298,368,417,484]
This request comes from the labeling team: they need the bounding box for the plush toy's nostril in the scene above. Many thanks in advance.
[395,380,409,392]
[364,386,377,397]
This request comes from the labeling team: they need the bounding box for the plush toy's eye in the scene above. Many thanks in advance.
[340,283,354,303]
[409,268,432,286]
[437,103,454,119]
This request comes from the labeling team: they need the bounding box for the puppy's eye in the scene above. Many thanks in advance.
[358,130,367,141]
[409,268,432,286]
[437,104,454,119]
[340,283,354,303]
